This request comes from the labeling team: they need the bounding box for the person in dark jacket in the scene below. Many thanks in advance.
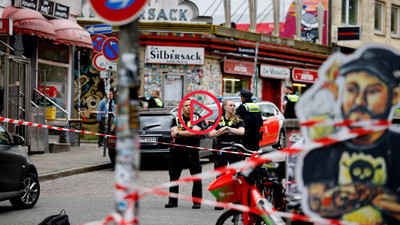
[140,90,164,108]
[282,85,299,119]
[235,89,263,150]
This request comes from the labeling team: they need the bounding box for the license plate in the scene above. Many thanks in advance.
[140,136,157,142]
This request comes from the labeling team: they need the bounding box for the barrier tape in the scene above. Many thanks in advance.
[80,111,117,114]
[300,118,390,128]
[0,117,116,138]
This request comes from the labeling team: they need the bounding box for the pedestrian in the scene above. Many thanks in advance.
[97,90,116,147]
[165,98,204,209]
[209,99,245,168]
[140,90,164,108]
[235,89,263,150]
[282,85,299,119]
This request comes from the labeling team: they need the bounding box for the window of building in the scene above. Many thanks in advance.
[223,76,250,96]
[375,2,385,34]
[342,0,359,25]
[392,6,400,37]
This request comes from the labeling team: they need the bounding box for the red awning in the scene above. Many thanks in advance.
[2,7,56,40]
[50,19,93,49]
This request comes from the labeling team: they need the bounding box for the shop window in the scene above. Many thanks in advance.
[223,76,249,96]
[292,83,309,96]
[38,63,69,119]
[392,6,400,37]
[342,0,359,25]
[375,2,385,34]
[38,41,69,63]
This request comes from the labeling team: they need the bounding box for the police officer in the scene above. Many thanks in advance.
[140,90,164,108]
[165,98,204,209]
[209,99,245,168]
[282,85,298,119]
[235,89,263,150]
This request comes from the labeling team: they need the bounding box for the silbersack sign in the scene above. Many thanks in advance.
[145,46,205,65]
[260,64,290,79]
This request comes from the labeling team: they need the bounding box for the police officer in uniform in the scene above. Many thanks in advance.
[235,89,263,150]
[165,98,204,209]
[282,85,298,118]
[209,99,245,168]
[140,90,164,108]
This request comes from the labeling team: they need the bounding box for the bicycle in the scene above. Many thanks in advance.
[208,142,286,225]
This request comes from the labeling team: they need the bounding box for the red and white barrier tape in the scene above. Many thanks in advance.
[300,118,390,128]
[0,117,116,138]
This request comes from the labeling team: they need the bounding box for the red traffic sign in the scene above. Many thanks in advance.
[93,53,107,71]
[102,37,119,61]
[178,91,222,135]
[92,34,108,53]
[89,0,147,26]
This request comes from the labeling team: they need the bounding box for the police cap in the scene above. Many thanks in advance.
[240,89,253,98]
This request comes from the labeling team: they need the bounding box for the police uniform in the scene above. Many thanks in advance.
[167,114,204,207]
[139,96,164,108]
[236,89,263,150]
[283,93,298,119]
[213,116,245,169]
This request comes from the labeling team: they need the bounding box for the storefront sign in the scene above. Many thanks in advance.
[146,46,204,65]
[260,64,289,79]
[139,0,211,24]
[38,0,54,16]
[20,0,38,10]
[292,68,318,83]
[224,59,254,76]
[18,0,69,19]
[54,3,69,19]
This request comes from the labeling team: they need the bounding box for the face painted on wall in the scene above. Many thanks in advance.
[341,71,391,121]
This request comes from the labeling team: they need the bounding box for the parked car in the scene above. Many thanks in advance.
[107,111,174,167]
[199,101,286,149]
[0,123,40,209]
[107,109,213,166]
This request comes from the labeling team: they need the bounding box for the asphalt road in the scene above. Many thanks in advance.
[0,162,223,225]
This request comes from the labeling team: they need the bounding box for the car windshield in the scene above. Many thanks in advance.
[140,115,171,131]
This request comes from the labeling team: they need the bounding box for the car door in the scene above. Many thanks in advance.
[0,125,23,192]
[258,103,280,147]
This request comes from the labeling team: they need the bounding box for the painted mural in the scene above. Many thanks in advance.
[74,50,118,136]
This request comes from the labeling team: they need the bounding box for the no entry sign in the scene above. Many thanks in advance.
[92,34,108,53]
[102,37,119,61]
[89,0,148,25]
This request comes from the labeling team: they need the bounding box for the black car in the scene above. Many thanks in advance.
[107,111,174,166]
[0,123,40,209]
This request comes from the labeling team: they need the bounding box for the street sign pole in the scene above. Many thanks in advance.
[115,18,141,224]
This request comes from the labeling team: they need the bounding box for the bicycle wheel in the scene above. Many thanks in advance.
[216,210,267,225]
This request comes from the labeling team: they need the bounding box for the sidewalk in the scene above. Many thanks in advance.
[29,142,112,182]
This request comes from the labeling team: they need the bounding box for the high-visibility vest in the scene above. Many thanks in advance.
[219,117,234,127]
[175,115,199,130]
[154,98,163,107]
[287,94,299,103]
[243,103,261,113]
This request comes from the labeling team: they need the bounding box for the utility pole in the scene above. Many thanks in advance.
[273,0,280,37]
[295,0,303,40]
[248,0,256,32]
[224,0,231,27]
[317,2,324,45]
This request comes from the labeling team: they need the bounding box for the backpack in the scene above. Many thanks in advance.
[38,209,70,225]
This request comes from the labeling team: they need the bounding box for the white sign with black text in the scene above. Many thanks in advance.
[260,64,290,79]
[145,46,204,65]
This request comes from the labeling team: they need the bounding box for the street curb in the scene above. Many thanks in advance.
[38,163,113,182]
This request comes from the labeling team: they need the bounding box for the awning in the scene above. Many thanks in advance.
[50,19,93,49]
[2,6,57,40]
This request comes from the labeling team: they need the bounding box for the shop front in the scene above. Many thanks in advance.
[0,3,92,152]
[223,59,254,97]
[291,68,318,95]
[260,64,290,109]
[141,45,224,107]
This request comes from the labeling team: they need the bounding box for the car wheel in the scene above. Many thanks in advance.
[10,172,40,209]
[273,130,286,149]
